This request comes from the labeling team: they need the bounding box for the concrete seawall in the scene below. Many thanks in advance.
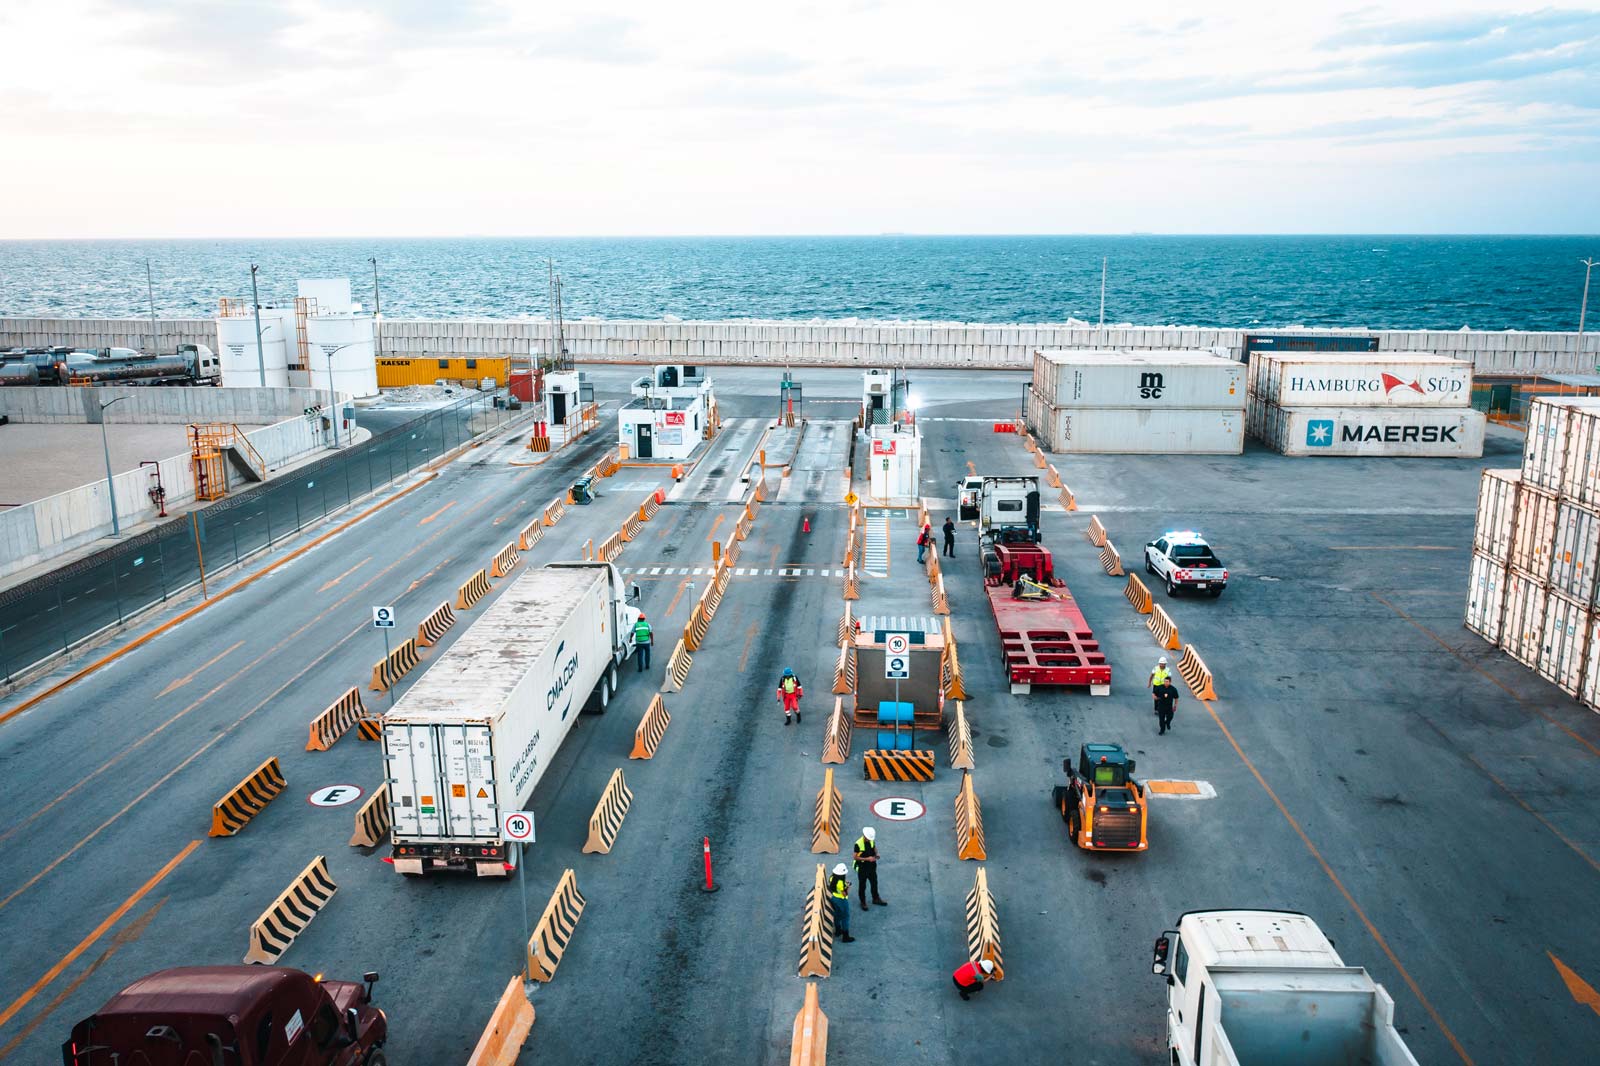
[0,385,328,424]
[4,316,1596,374]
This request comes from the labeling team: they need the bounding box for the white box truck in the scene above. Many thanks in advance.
[1151,910,1420,1066]
[383,562,641,877]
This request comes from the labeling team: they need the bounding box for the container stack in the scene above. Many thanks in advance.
[1025,349,1245,454]
[1466,397,1600,711]
[1247,351,1484,457]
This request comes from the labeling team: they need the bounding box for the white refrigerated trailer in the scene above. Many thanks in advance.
[383,562,641,877]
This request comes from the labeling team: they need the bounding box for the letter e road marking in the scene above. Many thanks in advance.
[308,784,363,807]
[871,796,926,821]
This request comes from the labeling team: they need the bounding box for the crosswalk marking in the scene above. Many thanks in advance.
[619,565,845,578]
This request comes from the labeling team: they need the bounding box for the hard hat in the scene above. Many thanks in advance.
[863,827,876,841]
[1157,656,1168,665]
[784,667,795,676]
[833,863,848,876]
[638,611,646,619]
[979,960,995,975]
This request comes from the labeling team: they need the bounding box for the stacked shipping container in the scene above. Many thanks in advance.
[1247,352,1485,457]
[1467,397,1600,711]
[1025,349,1245,454]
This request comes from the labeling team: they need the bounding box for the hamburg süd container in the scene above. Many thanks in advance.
[1251,404,1486,457]
[1031,349,1244,409]
[1549,501,1600,605]
[1500,568,1548,669]
[1465,551,1507,643]
[1026,390,1243,454]
[1248,351,1472,408]
[1472,469,1520,564]
[1537,589,1592,695]
[1510,483,1558,577]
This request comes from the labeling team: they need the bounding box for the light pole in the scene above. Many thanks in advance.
[99,396,127,536]
[1581,257,1597,339]
[250,264,267,386]
[317,341,368,449]
[145,258,160,357]
[368,257,382,357]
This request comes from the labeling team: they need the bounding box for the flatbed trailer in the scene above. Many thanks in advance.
[986,578,1111,695]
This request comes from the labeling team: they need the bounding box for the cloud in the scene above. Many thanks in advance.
[520,14,654,64]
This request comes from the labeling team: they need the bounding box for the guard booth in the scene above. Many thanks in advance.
[850,616,946,741]
[618,391,707,462]
[547,370,579,425]
[867,422,921,505]
[861,369,909,426]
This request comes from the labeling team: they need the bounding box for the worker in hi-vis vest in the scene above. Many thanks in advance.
[952,959,996,1000]
[828,863,855,942]
[632,612,654,672]
[1148,656,1172,690]
[852,826,888,910]
[778,667,804,725]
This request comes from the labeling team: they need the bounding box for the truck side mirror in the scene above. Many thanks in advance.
[1152,934,1171,975]
[1062,758,1072,774]
[363,971,379,1002]
[345,1006,361,1044]
[630,583,642,603]
[1127,758,1136,775]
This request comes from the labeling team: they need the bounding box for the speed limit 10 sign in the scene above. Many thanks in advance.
[502,811,536,842]
[886,633,910,656]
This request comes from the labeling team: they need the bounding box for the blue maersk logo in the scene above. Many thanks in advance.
[1306,419,1335,447]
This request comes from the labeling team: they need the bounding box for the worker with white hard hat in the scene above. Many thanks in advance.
[952,958,997,1000]
[852,826,888,911]
[1149,656,1172,690]
[828,863,855,942]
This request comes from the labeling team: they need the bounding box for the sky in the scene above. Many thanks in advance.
[0,0,1596,237]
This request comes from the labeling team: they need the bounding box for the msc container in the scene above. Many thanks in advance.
[1500,569,1548,669]
[1031,349,1245,409]
[1549,501,1600,604]
[1248,352,1472,407]
[1252,404,1486,457]
[1026,391,1243,454]
[1465,552,1507,643]
[383,562,640,878]
[1537,590,1592,695]
[1510,484,1559,577]
[1472,469,1520,563]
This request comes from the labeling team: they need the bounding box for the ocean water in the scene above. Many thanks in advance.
[0,235,1594,330]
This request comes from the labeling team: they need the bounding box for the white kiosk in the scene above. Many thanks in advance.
[867,421,921,505]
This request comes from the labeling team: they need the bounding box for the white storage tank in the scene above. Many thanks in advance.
[1026,392,1243,454]
[306,312,379,398]
[1032,349,1245,409]
[1251,405,1485,457]
[216,309,289,387]
[1249,352,1472,407]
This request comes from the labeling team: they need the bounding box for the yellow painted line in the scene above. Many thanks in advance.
[664,578,691,618]
[316,554,372,593]
[1202,698,1475,1065]
[1144,780,1200,795]
[1549,952,1600,1019]
[407,556,455,595]
[738,620,759,673]
[156,639,245,698]
[706,514,725,541]
[418,501,455,526]
[0,839,200,1032]
[1329,545,1456,551]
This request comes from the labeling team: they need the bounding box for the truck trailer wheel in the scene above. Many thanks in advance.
[364,1051,389,1066]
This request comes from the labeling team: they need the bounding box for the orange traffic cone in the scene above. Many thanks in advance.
[803,516,811,533]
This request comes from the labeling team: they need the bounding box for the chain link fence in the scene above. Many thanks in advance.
[0,391,521,683]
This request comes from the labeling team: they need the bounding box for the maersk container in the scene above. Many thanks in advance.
[383,562,641,878]
[1253,404,1486,457]
[1499,569,1548,669]
[1549,501,1600,604]
[1031,349,1244,409]
[1465,552,1507,643]
[1026,392,1243,454]
[1472,469,1520,563]
[1249,352,1472,408]
[1510,484,1558,577]
[1537,589,1592,695]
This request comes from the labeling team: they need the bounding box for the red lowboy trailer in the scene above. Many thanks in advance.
[985,541,1111,695]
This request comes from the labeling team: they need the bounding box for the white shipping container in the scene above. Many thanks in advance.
[1511,484,1559,576]
[1559,398,1600,507]
[1549,501,1600,604]
[1249,352,1472,407]
[383,563,639,877]
[1472,469,1520,563]
[1026,392,1243,454]
[1031,349,1245,409]
[1521,397,1585,493]
[1253,404,1486,457]
[1465,551,1507,643]
[1499,569,1548,668]
[1581,616,1600,711]
[1537,590,1592,695]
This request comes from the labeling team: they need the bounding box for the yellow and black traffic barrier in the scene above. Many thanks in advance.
[597,531,624,563]
[932,572,951,615]
[1086,515,1107,547]
[526,869,586,983]
[947,701,975,771]
[1033,448,1046,470]
[1045,463,1062,489]
[684,604,709,652]
[209,756,287,837]
[863,750,935,782]
[790,984,828,1066]
[640,492,661,521]
[492,541,521,578]
[542,496,566,527]
[954,771,987,861]
[1177,644,1218,700]
[348,782,391,847]
[1059,482,1078,511]
[964,867,1004,979]
[797,864,835,979]
[356,717,383,741]
[519,515,545,552]
[1149,604,1181,651]
[941,617,968,701]
[416,600,457,647]
[842,565,859,601]
[466,975,536,1066]
[629,693,671,760]
[821,698,853,765]
[735,510,753,542]
[1099,539,1124,577]
[837,603,854,647]
[1124,573,1153,614]
[811,768,842,854]
[582,768,633,855]
[242,855,338,964]
[306,686,366,752]
[456,568,492,610]
[370,636,421,692]
[620,513,643,542]
[831,644,856,695]
[663,639,692,692]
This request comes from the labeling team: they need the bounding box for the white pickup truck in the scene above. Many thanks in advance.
[1144,530,1228,597]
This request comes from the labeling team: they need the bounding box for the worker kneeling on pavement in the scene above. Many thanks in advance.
[829,863,855,942]
[852,826,888,910]
[952,959,996,1000]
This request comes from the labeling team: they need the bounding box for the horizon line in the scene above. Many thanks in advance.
[2,232,1599,243]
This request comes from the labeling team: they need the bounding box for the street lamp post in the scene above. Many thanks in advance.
[250,264,267,387]
[1581,257,1597,339]
[145,259,160,358]
[368,257,382,357]
[99,396,128,536]
[318,341,367,449]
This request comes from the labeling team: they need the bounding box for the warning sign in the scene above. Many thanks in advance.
[664,411,686,426]
[307,784,363,808]
[451,784,466,798]
[477,787,489,798]
[872,439,897,456]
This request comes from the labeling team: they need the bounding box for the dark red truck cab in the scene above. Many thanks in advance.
[63,966,387,1066]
